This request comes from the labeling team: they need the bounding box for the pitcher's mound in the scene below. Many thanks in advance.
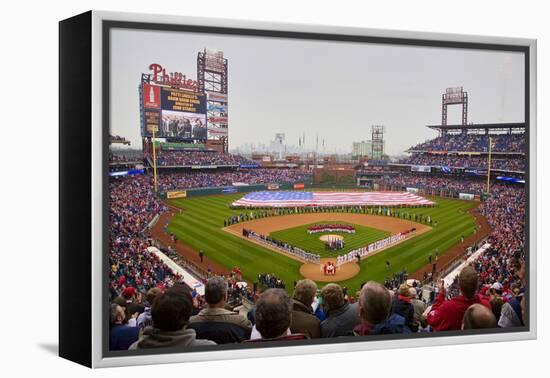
[319,234,344,242]
[300,258,360,282]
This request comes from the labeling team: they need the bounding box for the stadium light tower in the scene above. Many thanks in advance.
[442,87,468,127]
[371,125,385,160]
[197,49,229,152]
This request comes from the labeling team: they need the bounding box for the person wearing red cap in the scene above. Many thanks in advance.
[122,286,136,302]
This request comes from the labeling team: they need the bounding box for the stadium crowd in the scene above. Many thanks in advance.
[153,150,254,167]
[109,160,526,351]
[409,133,525,153]
[112,258,525,350]
[157,169,311,191]
[378,174,490,194]
[109,175,179,299]
[400,155,525,172]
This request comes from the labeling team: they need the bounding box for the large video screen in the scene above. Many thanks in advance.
[141,84,207,140]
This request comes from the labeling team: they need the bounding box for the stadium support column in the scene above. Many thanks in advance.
[486,136,492,193]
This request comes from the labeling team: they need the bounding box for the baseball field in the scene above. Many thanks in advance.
[271,222,390,257]
[167,192,478,293]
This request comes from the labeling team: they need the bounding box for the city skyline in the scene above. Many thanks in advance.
[110,28,525,156]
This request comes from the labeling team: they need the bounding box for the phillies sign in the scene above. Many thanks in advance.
[148,63,199,91]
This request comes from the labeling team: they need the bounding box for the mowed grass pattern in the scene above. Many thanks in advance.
[270,222,390,257]
[168,193,477,293]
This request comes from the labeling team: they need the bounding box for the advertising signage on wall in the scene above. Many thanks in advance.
[143,84,161,109]
[207,91,228,102]
[411,165,431,173]
[144,110,160,133]
[207,128,228,136]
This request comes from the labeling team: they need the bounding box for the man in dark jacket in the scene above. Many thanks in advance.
[110,304,140,350]
[427,266,491,331]
[290,279,321,338]
[188,276,252,343]
[320,283,360,337]
[390,283,415,331]
[353,281,411,336]
[129,285,215,349]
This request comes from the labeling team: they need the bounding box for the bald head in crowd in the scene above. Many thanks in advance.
[358,281,392,324]
[462,304,497,329]
[459,266,479,299]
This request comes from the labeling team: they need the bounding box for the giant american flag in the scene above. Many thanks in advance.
[231,191,434,208]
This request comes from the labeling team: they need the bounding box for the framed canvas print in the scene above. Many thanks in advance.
[59,10,537,368]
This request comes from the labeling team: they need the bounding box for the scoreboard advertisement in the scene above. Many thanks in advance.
[141,84,207,141]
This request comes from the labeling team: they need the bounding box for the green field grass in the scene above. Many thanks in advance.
[167,193,477,293]
[270,222,390,257]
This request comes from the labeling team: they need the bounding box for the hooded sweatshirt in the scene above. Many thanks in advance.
[129,327,215,350]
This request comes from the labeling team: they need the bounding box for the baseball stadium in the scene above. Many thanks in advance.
[108,46,526,350]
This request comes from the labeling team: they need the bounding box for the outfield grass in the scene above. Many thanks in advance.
[167,193,477,293]
[270,222,390,257]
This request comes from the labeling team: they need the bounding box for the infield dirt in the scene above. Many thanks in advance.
[224,213,431,236]
[224,213,431,282]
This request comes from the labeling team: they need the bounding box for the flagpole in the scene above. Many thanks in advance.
[152,127,158,193]
[486,136,492,194]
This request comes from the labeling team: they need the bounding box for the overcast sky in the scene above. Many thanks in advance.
[110,28,525,156]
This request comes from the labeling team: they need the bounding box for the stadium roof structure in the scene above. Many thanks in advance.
[427,122,525,133]
[109,136,131,145]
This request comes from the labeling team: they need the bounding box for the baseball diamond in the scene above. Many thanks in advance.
[165,193,476,291]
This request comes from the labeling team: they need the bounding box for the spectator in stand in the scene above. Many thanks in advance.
[110,304,140,351]
[489,295,504,321]
[353,281,411,336]
[409,287,427,332]
[426,266,491,331]
[320,283,360,337]
[129,286,215,349]
[290,279,321,339]
[136,287,162,330]
[249,289,307,341]
[462,304,497,330]
[188,276,252,344]
[498,289,525,328]
[390,283,415,332]
[120,286,136,305]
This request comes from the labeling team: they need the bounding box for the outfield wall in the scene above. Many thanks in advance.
[161,180,314,199]
[379,184,481,201]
